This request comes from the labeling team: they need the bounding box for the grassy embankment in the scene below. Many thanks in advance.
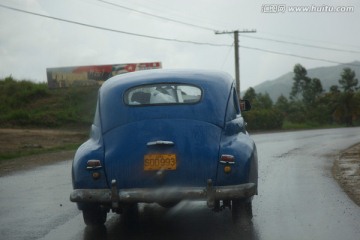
[0,77,98,161]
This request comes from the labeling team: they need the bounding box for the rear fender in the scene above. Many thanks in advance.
[216,133,257,186]
[72,125,108,190]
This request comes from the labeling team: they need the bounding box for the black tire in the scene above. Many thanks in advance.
[82,206,107,226]
[231,199,253,224]
[158,201,180,208]
[122,203,139,227]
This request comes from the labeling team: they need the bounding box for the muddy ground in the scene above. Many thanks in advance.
[0,128,359,206]
[333,143,360,207]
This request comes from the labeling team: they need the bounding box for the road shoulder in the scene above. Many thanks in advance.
[333,143,360,207]
[0,150,75,176]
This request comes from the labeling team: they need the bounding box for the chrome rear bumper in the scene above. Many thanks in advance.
[70,179,256,209]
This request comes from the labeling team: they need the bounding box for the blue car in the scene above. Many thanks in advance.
[70,69,258,226]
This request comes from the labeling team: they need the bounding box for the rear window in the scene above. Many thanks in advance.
[124,83,202,106]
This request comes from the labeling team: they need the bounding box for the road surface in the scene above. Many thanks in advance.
[1,128,360,240]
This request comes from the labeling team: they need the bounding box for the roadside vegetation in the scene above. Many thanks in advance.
[0,76,98,128]
[243,64,360,131]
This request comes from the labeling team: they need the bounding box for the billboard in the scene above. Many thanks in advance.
[46,62,162,88]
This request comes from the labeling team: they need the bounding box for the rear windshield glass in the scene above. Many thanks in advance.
[124,83,202,106]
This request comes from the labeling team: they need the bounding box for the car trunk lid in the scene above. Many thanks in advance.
[103,119,221,189]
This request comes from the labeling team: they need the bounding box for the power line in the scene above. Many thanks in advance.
[259,31,360,50]
[239,34,360,54]
[240,45,360,67]
[0,3,228,47]
[97,0,215,31]
[221,43,234,69]
[0,3,359,68]
[98,0,360,55]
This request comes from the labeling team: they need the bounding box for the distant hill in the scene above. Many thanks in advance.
[244,61,360,101]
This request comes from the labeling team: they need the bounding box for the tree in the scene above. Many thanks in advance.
[339,67,358,92]
[243,87,256,102]
[304,77,323,106]
[330,85,340,93]
[290,64,311,101]
[244,88,272,109]
[255,93,273,109]
[290,64,323,106]
[339,68,359,126]
[242,88,284,130]
[286,101,306,123]
[332,68,359,126]
[275,95,290,117]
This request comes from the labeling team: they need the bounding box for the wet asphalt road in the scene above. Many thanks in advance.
[1,128,360,240]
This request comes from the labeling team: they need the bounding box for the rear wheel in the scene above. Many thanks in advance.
[231,199,253,225]
[158,201,180,208]
[82,205,107,226]
[122,203,139,227]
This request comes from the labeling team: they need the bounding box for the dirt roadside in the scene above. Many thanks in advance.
[333,143,360,207]
[0,128,87,176]
[0,128,359,206]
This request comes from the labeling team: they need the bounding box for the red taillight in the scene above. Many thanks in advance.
[86,160,102,169]
[220,154,235,164]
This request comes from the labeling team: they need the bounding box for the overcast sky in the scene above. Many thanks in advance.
[0,0,359,91]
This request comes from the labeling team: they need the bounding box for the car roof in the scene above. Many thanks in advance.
[101,69,233,92]
[98,69,235,133]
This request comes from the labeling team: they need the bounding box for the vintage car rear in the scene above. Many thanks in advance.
[70,69,258,226]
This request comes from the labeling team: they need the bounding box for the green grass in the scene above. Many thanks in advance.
[0,76,98,128]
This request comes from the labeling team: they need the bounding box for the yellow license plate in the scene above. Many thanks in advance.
[144,153,177,171]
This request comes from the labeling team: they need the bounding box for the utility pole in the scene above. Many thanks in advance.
[215,29,256,97]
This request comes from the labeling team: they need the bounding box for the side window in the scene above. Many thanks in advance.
[233,88,241,115]
[226,88,240,121]
[93,100,101,126]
